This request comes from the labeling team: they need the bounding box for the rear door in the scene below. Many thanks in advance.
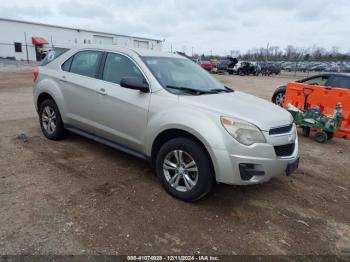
[60,50,104,131]
[93,52,151,152]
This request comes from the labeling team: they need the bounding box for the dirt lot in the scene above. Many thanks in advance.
[0,69,349,256]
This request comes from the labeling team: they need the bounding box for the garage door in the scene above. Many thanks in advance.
[134,40,149,49]
[93,35,113,45]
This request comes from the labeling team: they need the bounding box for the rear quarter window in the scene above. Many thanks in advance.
[41,47,70,66]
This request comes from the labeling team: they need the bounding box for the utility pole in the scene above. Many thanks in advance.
[24,32,29,64]
[266,42,269,62]
[171,43,173,53]
[191,47,194,57]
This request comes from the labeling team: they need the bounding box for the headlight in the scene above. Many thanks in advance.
[221,116,266,146]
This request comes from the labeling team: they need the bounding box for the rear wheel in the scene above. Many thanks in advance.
[155,137,214,202]
[325,131,334,140]
[302,127,310,137]
[39,99,66,140]
[273,91,285,107]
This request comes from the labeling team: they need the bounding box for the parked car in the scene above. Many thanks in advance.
[33,46,299,201]
[228,61,260,76]
[340,62,350,73]
[247,62,261,75]
[260,63,281,75]
[199,60,212,71]
[216,59,230,73]
[272,73,350,106]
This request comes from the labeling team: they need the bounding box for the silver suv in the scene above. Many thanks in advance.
[33,46,299,201]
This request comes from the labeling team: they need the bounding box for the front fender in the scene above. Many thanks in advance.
[145,107,236,183]
[145,107,228,155]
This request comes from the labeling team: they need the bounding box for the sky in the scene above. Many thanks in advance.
[0,0,349,56]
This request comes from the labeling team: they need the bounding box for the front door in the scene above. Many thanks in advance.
[94,52,151,152]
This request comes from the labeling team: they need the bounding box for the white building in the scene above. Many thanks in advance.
[0,18,162,62]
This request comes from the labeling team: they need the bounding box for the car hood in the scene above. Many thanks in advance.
[180,91,293,131]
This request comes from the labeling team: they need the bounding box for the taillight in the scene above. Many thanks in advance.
[33,67,39,82]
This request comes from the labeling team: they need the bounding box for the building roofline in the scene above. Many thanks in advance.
[0,17,162,42]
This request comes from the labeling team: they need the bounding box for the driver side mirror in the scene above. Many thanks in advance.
[120,77,149,93]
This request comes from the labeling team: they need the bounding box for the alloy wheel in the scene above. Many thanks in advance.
[41,106,57,135]
[163,150,199,192]
[275,92,285,107]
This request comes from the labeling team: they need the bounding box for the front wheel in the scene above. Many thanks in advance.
[273,91,285,107]
[155,137,214,202]
[314,131,328,143]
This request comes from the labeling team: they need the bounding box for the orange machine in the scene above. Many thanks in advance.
[283,82,350,139]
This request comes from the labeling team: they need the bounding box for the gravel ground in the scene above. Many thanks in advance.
[0,70,349,256]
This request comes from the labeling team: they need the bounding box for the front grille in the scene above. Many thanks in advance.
[274,143,295,157]
[269,124,293,135]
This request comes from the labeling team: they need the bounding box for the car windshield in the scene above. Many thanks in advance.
[142,56,229,95]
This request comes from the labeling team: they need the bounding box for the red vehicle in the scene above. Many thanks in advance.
[199,60,212,71]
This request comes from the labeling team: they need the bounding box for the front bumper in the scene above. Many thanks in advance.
[210,125,299,185]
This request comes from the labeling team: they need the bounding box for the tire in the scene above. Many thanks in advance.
[39,99,66,140]
[325,131,334,140]
[155,137,214,202]
[302,127,310,137]
[273,91,285,107]
[314,131,328,143]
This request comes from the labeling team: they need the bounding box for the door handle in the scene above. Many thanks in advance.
[60,76,67,83]
[97,88,107,96]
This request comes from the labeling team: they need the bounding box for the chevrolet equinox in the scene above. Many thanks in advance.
[33,46,299,201]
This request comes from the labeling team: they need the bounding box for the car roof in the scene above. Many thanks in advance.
[305,72,350,79]
[66,45,184,59]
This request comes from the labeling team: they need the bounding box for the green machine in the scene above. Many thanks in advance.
[287,103,343,143]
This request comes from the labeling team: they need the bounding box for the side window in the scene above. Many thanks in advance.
[328,76,350,89]
[302,76,329,86]
[62,56,73,72]
[103,53,144,85]
[69,51,103,78]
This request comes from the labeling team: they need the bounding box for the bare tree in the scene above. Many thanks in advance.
[232,45,349,61]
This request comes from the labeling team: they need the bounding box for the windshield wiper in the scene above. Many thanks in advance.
[166,85,208,95]
[208,88,233,93]
[166,85,234,95]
